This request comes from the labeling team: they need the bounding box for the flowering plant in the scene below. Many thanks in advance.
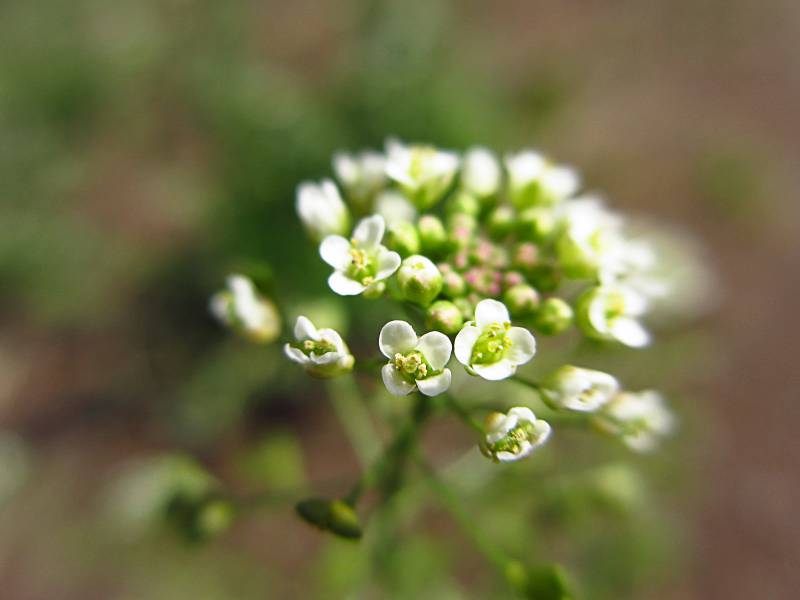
[207,138,700,597]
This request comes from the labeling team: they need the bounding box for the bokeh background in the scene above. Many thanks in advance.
[1,0,798,598]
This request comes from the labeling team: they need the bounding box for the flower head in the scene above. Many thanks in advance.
[505,150,579,208]
[379,320,452,397]
[454,299,537,380]
[284,316,354,378]
[385,139,459,210]
[596,390,675,452]
[541,365,619,412]
[576,284,650,348]
[480,407,551,462]
[210,275,281,343]
[296,179,350,241]
[319,215,401,296]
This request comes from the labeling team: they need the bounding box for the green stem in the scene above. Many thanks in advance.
[327,376,381,467]
[510,375,559,411]
[442,394,485,435]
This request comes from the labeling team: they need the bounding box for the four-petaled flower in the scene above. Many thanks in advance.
[454,299,537,380]
[379,320,452,397]
[385,138,459,210]
[576,284,651,348]
[505,150,579,208]
[480,407,551,463]
[210,274,281,343]
[320,215,401,296]
[595,390,675,452]
[541,365,619,412]
[296,179,350,241]
[284,316,354,379]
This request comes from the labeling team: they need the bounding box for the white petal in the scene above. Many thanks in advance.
[507,407,536,423]
[353,215,385,248]
[611,317,651,347]
[496,450,526,463]
[505,327,537,366]
[284,344,309,365]
[454,324,481,365]
[475,299,510,328]
[381,364,417,396]
[374,247,401,280]
[294,316,319,342]
[473,360,516,381]
[317,328,346,353]
[309,351,342,366]
[530,420,552,447]
[379,320,418,358]
[319,236,352,270]
[415,331,452,371]
[543,166,580,199]
[417,369,451,397]
[328,272,367,296]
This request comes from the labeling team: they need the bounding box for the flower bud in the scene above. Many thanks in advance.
[503,284,541,317]
[385,222,420,257]
[397,255,443,307]
[463,266,503,297]
[295,497,363,540]
[512,242,540,272]
[446,191,481,217]
[417,215,448,256]
[487,205,515,239]
[533,298,573,335]
[541,365,619,412]
[518,206,556,242]
[503,271,525,289]
[426,300,464,335]
[438,265,467,298]
[447,212,478,249]
[453,297,475,320]
[210,275,281,343]
[528,264,561,292]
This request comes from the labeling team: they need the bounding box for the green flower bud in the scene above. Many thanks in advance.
[528,264,561,292]
[447,213,478,249]
[441,268,466,298]
[452,297,475,320]
[397,255,443,307]
[362,281,386,299]
[503,284,541,317]
[295,498,363,540]
[194,498,235,540]
[385,222,420,257]
[426,300,464,335]
[512,242,540,272]
[446,191,481,217]
[534,298,574,335]
[518,206,556,242]
[487,205,516,239]
[417,215,448,256]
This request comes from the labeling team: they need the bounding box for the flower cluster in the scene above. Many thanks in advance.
[213,139,679,463]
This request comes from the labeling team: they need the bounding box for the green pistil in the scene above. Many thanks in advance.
[347,243,377,286]
[470,322,513,365]
[409,147,435,180]
[302,339,337,356]
[392,351,433,383]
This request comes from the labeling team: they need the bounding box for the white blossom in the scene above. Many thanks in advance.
[332,150,387,207]
[319,215,401,296]
[379,320,452,397]
[505,150,579,207]
[461,147,501,198]
[541,365,619,412]
[555,196,625,279]
[296,179,350,241]
[374,190,417,227]
[597,390,675,452]
[454,299,536,380]
[384,138,459,209]
[210,274,281,343]
[284,316,354,378]
[480,407,551,463]
[576,284,651,348]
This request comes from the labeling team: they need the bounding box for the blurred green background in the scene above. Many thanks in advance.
[1,0,798,598]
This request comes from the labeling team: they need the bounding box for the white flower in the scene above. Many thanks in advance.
[555,196,625,279]
[333,150,387,207]
[296,179,350,241]
[384,138,460,209]
[374,190,417,227]
[283,316,354,379]
[461,147,501,198]
[576,285,651,348]
[480,407,551,463]
[505,150,579,207]
[210,274,281,343]
[541,365,619,412]
[378,320,452,397]
[319,215,401,296]
[597,391,675,452]
[454,299,537,380]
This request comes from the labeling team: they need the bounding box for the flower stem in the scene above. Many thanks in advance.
[510,375,559,411]
[442,394,485,435]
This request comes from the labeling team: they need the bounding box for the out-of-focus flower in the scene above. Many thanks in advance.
[533,297,574,336]
[555,196,624,279]
[397,255,443,307]
[296,179,350,241]
[375,190,417,226]
[461,147,502,199]
[596,390,675,452]
[210,275,281,343]
[541,365,619,412]
[576,285,650,347]
[284,316,354,378]
[385,138,459,210]
[480,407,551,462]
[379,320,452,397]
[454,299,536,380]
[333,150,386,208]
[319,215,401,296]
[505,150,579,208]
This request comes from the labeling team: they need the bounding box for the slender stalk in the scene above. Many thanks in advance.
[327,376,381,467]
[511,375,559,411]
[442,394,485,435]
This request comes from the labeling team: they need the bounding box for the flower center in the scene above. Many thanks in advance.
[347,242,377,286]
[489,421,538,455]
[392,351,432,382]
[409,147,436,180]
[470,322,512,365]
[302,339,337,356]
